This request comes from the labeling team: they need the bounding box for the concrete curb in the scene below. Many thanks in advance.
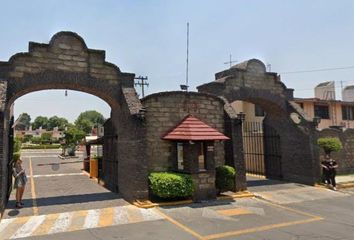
[315,182,354,190]
[57,155,79,159]
[133,191,255,209]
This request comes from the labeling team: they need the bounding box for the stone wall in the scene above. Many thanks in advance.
[0,32,148,214]
[142,91,226,172]
[191,172,216,202]
[319,128,354,174]
[198,59,320,185]
[102,119,118,192]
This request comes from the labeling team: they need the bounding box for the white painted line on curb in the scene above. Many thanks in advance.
[48,212,73,234]
[0,218,15,233]
[31,173,84,178]
[10,215,46,239]
[83,209,101,229]
[114,206,130,225]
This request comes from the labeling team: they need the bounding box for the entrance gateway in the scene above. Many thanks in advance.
[0,32,320,213]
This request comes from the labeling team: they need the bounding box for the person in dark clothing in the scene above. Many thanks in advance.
[321,155,338,190]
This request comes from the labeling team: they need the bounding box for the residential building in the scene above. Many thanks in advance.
[315,81,336,100]
[342,85,354,102]
[294,98,354,129]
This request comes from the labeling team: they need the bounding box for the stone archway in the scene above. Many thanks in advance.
[198,59,320,189]
[0,32,148,212]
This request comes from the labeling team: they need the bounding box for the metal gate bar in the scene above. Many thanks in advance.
[242,121,282,178]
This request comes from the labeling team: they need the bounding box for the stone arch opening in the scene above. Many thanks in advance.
[198,59,320,189]
[0,32,148,213]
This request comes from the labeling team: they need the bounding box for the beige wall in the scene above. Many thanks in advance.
[296,100,354,129]
[230,101,265,123]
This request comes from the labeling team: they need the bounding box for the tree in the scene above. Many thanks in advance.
[15,113,31,130]
[75,110,105,134]
[41,132,52,143]
[47,116,69,131]
[318,137,343,155]
[60,126,85,156]
[32,116,49,130]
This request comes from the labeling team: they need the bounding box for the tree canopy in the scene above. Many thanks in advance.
[32,116,49,130]
[48,116,69,131]
[14,113,31,130]
[75,110,105,134]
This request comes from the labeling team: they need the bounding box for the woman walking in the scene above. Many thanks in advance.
[13,159,27,208]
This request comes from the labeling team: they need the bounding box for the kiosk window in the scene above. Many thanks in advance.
[198,142,206,171]
[177,142,184,170]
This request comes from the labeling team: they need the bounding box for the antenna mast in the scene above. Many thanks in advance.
[186,22,189,91]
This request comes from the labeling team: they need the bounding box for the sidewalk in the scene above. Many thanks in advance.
[337,174,354,188]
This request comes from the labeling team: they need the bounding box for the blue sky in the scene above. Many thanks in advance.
[1,0,354,122]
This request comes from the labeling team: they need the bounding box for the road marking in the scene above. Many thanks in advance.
[155,207,205,240]
[254,197,323,219]
[98,207,114,227]
[31,173,84,178]
[31,213,60,236]
[29,157,39,215]
[0,218,15,233]
[21,155,62,158]
[83,209,101,229]
[204,217,323,240]
[1,206,163,239]
[10,215,46,239]
[217,208,253,216]
[113,206,130,225]
[48,212,73,234]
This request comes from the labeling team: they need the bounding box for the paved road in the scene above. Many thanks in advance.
[1,150,354,239]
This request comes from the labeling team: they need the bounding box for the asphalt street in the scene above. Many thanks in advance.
[1,149,354,240]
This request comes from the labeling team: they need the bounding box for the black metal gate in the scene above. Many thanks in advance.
[242,121,282,179]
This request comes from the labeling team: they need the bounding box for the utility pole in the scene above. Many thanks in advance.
[224,54,237,68]
[134,76,149,98]
[185,22,190,91]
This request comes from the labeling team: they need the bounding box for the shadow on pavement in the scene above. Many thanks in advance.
[36,160,83,166]
[7,192,123,208]
[247,179,289,187]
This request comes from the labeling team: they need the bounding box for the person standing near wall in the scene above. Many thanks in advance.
[321,155,338,190]
[13,159,27,208]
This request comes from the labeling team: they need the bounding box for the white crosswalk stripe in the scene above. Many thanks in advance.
[0,218,15,233]
[0,206,164,239]
[83,209,101,229]
[48,212,73,234]
[10,215,46,239]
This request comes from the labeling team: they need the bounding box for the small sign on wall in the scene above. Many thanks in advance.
[207,146,214,152]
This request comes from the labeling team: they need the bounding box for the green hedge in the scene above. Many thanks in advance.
[21,144,61,149]
[215,165,236,193]
[148,172,194,199]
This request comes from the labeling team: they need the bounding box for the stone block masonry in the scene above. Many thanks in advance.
[142,91,227,173]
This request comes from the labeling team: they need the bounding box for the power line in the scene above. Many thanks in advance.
[280,65,354,74]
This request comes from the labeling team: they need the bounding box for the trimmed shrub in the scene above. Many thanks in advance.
[21,144,61,149]
[215,165,236,193]
[317,137,342,155]
[149,172,194,199]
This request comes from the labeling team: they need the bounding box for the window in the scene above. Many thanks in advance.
[176,142,184,170]
[314,105,330,119]
[254,105,265,117]
[198,142,206,171]
[342,106,354,120]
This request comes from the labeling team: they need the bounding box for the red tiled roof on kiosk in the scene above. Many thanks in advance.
[162,115,230,141]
